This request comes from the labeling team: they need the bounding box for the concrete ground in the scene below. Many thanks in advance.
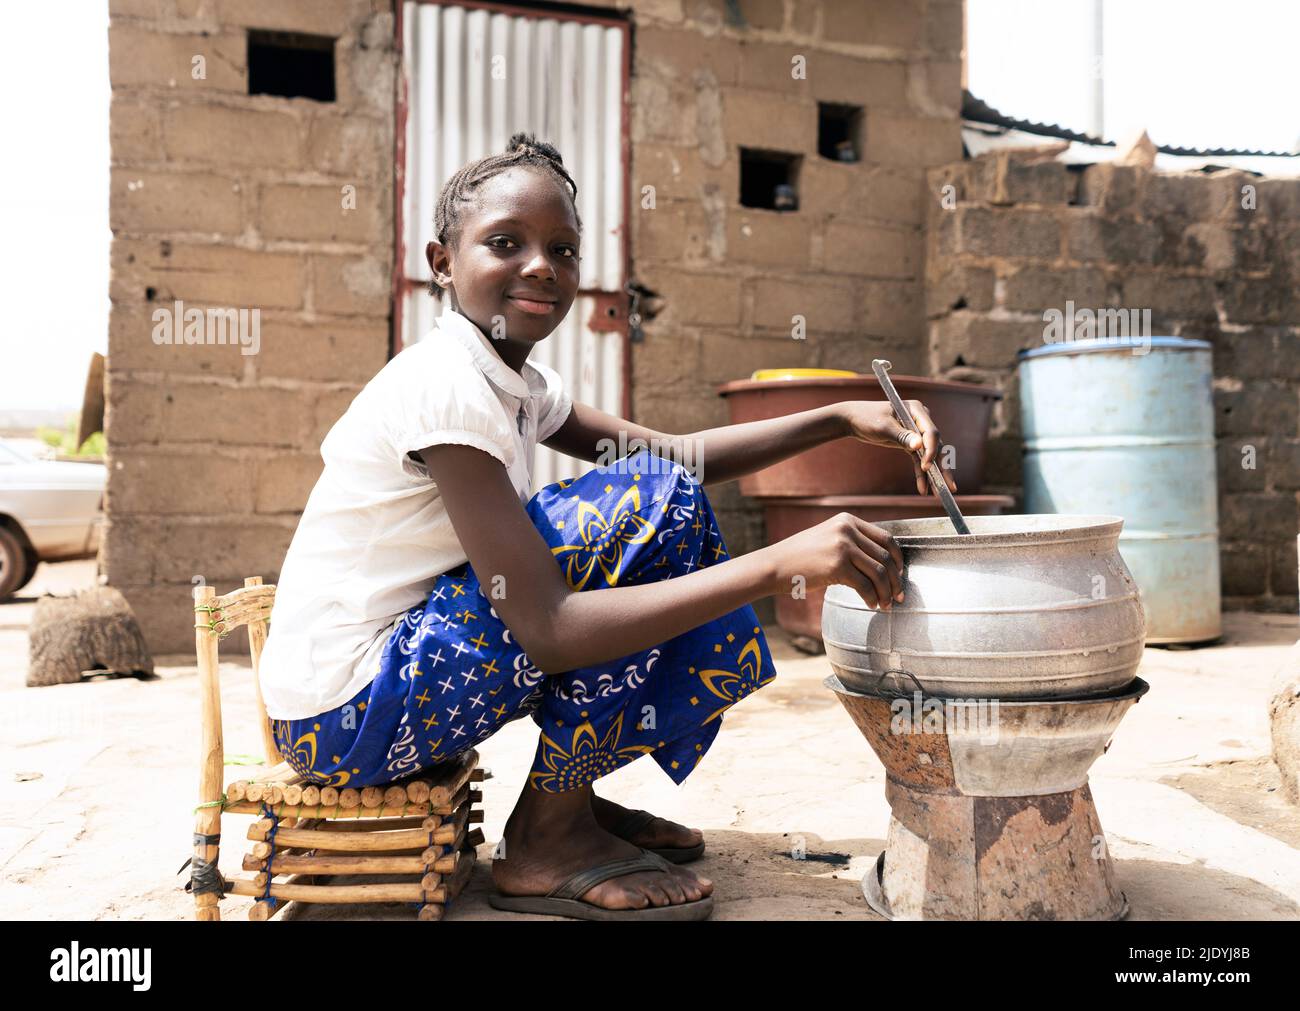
[1,560,1298,921]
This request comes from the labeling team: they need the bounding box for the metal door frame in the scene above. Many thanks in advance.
[392,0,633,418]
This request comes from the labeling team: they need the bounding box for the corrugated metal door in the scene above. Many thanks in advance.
[397,0,629,489]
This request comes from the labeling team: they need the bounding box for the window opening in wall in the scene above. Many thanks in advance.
[248,30,336,102]
[818,102,863,161]
[1066,163,1088,205]
[740,148,802,210]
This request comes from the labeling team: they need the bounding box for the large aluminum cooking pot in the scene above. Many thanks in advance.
[821,514,1146,700]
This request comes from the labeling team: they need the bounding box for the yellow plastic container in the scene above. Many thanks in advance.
[750,368,859,381]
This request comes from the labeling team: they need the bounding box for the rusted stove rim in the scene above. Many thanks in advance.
[824,673,1151,707]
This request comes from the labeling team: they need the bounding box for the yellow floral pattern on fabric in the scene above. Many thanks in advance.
[696,636,774,725]
[551,482,656,590]
[270,449,777,793]
[528,711,654,792]
[273,721,353,787]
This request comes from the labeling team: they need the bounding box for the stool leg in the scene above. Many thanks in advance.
[194,585,224,921]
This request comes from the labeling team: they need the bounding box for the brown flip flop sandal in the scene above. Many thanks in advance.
[611,807,706,864]
[488,849,714,921]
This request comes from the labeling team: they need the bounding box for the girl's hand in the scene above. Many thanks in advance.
[841,400,958,497]
[764,512,905,610]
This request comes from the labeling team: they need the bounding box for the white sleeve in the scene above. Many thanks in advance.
[390,366,517,479]
[532,360,574,442]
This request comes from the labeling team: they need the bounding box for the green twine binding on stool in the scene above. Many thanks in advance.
[193,794,227,813]
[194,604,230,639]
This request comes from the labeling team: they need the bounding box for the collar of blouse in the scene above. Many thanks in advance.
[436,302,548,409]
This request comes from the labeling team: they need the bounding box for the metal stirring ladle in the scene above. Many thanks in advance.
[871,359,971,535]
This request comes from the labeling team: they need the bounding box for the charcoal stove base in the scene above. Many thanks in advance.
[826,674,1148,922]
[862,783,1129,921]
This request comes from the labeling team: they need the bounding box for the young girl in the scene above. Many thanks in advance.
[260,133,953,921]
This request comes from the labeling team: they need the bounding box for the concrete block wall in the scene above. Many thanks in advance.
[105,0,396,652]
[615,0,964,564]
[926,149,1300,612]
[105,0,965,648]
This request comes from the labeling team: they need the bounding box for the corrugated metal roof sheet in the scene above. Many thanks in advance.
[962,90,1298,160]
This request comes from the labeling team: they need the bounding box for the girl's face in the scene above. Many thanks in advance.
[426,166,581,358]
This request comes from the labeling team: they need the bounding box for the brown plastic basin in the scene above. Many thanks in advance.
[717,374,1001,496]
[764,494,1016,645]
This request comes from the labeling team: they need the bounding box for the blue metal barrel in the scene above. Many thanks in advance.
[1018,337,1220,643]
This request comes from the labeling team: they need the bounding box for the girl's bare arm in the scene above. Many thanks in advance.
[544,399,954,497]
[417,442,904,674]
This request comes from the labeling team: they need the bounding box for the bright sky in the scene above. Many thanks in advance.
[1,1,1295,414]
[967,0,1300,153]
[0,2,110,417]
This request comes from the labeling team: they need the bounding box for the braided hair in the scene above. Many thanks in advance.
[430,132,582,298]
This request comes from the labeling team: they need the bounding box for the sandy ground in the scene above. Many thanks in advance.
[1,560,1298,921]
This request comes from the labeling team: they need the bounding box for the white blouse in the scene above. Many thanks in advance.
[259,303,573,720]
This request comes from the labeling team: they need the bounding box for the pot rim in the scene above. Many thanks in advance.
[715,374,1003,398]
[875,513,1125,547]
[764,494,1016,508]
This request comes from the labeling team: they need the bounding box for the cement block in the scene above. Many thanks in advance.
[162,103,303,169]
[157,382,311,448]
[930,312,1043,370]
[1002,265,1108,314]
[1078,163,1142,214]
[210,0,363,35]
[110,96,163,165]
[958,206,1061,260]
[820,221,920,279]
[639,25,742,86]
[254,453,325,513]
[305,114,388,180]
[110,169,242,235]
[751,275,858,333]
[108,304,248,378]
[727,211,811,268]
[254,317,388,383]
[109,24,246,91]
[112,240,304,310]
[722,88,817,152]
[820,0,922,51]
[259,182,383,243]
[1066,212,1158,264]
[309,255,392,317]
[808,53,908,108]
[108,450,255,515]
[926,264,995,318]
[863,111,962,167]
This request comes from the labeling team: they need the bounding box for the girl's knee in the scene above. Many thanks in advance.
[624,447,704,496]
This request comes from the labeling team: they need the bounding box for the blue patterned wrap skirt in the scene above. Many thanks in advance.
[271,448,777,793]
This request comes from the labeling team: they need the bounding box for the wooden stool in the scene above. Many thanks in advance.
[188,578,485,921]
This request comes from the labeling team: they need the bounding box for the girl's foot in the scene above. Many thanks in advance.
[493,783,712,912]
[590,791,705,852]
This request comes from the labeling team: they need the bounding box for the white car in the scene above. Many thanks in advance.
[0,439,105,598]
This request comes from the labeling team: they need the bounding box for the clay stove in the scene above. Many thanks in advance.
[821,515,1149,921]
